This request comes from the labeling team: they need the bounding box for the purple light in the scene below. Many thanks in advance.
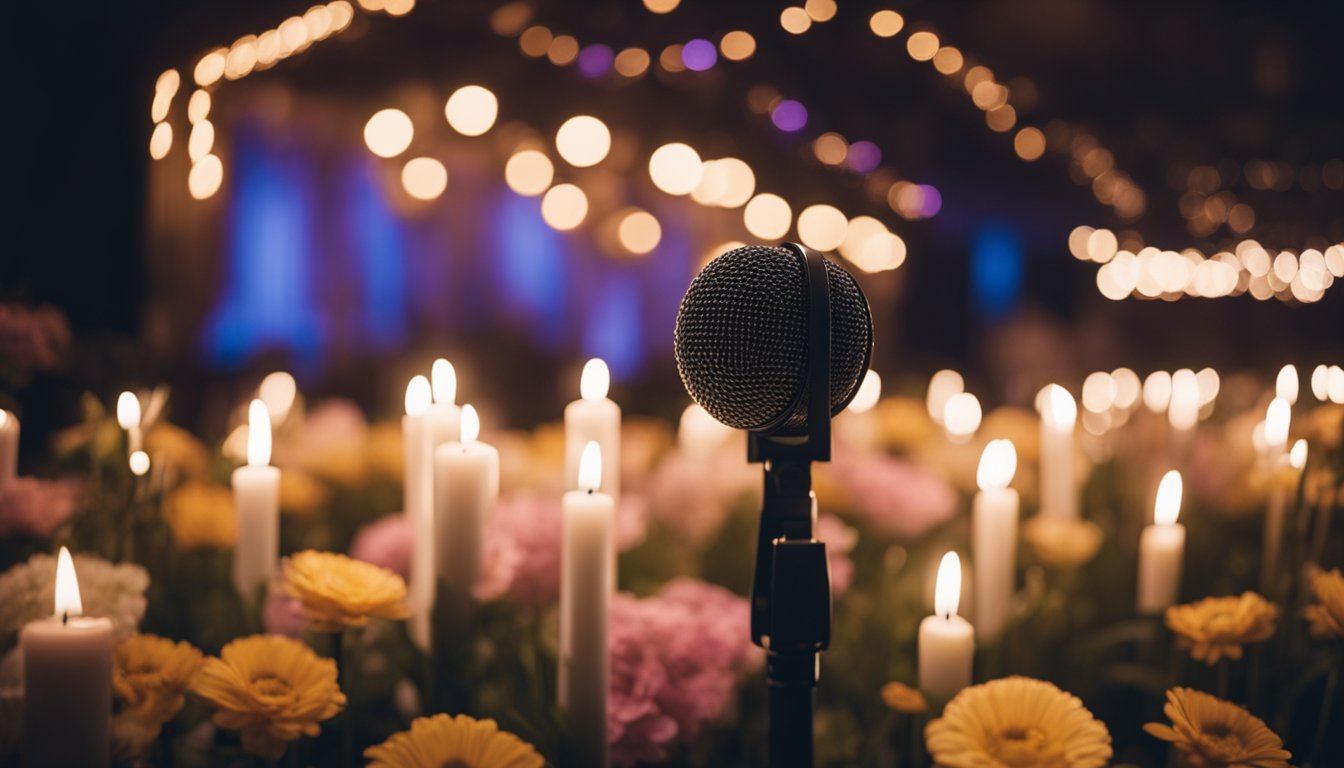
[681,38,717,71]
[770,100,807,132]
[846,140,882,173]
[576,44,614,78]
[917,185,942,218]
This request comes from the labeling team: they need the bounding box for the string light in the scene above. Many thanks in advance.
[555,115,610,167]
[504,149,554,196]
[617,209,662,254]
[780,8,812,35]
[444,85,498,137]
[540,183,589,230]
[188,154,224,200]
[649,143,703,195]
[744,194,792,240]
[364,109,414,158]
[401,157,448,200]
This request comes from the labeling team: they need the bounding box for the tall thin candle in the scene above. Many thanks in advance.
[565,359,621,498]
[232,400,280,600]
[403,375,434,649]
[971,440,1019,642]
[0,409,18,486]
[1039,384,1078,519]
[432,405,499,594]
[1137,470,1185,614]
[560,441,614,768]
[1261,397,1291,594]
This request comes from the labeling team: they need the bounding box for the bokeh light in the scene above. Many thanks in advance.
[577,45,615,78]
[149,123,173,160]
[188,90,211,124]
[504,150,554,196]
[944,392,983,440]
[932,46,964,75]
[682,39,717,71]
[649,143,703,195]
[720,31,756,61]
[401,157,448,200]
[555,115,611,167]
[845,141,882,173]
[869,10,905,37]
[194,48,227,86]
[805,0,837,22]
[188,120,215,162]
[907,31,940,61]
[744,194,792,239]
[771,100,808,132]
[519,26,552,57]
[614,48,651,77]
[780,7,812,35]
[444,85,498,136]
[1014,127,1046,161]
[643,0,680,13]
[617,209,662,254]
[188,154,224,200]
[547,35,580,66]
[540,184,588,230]
[813,133,848,166]
[364,109,414,158]
[797,204,848,251]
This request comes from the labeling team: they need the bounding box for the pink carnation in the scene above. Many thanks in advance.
[608,579,760,767]
[829,446,957,540]
[0,477,81,538]
[349,514,412,579]
[475,492,647,605]
[816,514,857,597]
[646,449,758,544]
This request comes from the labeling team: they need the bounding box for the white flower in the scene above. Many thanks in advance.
[0,553,149,639]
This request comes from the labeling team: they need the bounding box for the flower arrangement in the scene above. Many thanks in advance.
[0,367,1340,766]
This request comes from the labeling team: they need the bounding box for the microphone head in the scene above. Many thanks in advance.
[674,244,874,434]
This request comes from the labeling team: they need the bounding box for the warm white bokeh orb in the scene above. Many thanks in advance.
[743,194,792,240]
[617,209,662,254]
[444,85,499,136]
[189,154,224,199]
[541,183,589,230]
[401,157,448,200]
[555,115,611,167]
[648,143,703,196]
[504,149,554,196]
[364,108,414,158]
[797,204,848,251]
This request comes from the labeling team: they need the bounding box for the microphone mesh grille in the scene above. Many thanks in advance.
[674,245,873,432]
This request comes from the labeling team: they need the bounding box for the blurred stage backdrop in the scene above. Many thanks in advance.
[4,0,1344,766]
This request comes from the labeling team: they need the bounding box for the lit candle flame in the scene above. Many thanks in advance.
[1289,439,1308,470]
[431,359,457,405]
[934,551,961,619]
[247,399,271,467]
[580,358,610,402]
[116,391,141,430]
[0,409,9,428]
[1154,470,1182,526]
[848,370,882,414]
[926,369,964,425]
[405,375,431,416]
[54,546,83,619]
[578,440,602,492]
[460,404,480,445]
[976,439,1017,491]
[1040,384,1077,429]
[1275,364,1299,405]
[943,391,982,439]
[1264,397,1290,449]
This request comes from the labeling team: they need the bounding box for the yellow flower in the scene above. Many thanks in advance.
[1144,687,1291,768]
[365,713,545,768]
[164,481,237,549]
[881,681,927,714]
[1022,516,1103,568]
[1165,593,1278,665]
[925,676,1112,768]
[144,422,210,480]
[283,550,410,632]
[190,634,345,760]
[114,634,205,725]
[280,468,329,516]
[1305,567,1344,640]
[874,395,938,454]
[366,421,405,481]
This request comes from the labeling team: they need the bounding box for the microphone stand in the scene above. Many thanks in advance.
[746,244,835,768]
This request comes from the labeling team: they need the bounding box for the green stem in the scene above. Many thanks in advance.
[1309,654,1340,767]
[333,630,352,768]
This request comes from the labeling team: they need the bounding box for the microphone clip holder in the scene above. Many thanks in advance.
[747,243,834,768]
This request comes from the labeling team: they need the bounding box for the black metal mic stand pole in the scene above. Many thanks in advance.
[748,244,835,768]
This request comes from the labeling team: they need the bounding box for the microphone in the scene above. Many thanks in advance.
[673,242,873,768]
[674,244,873,436]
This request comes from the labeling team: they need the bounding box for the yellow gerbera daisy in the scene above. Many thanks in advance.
[1144,687,1291,768]
[164,481,237,550]
[190,634,346,759]
[114,634,205,725]
[1022,517,1103,568]
[924,676,1112,768]
[364,713,545,768]
[881,681,928,714]
[1304,567,1344,640]
[1165,592,1278,665]
[282,550,410,632]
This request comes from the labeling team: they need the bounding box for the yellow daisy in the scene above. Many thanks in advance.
[881,681,928,714]
[114,634,205,725]
[1144,687,1291,768]
[164,481,237,549]
[190,634,346,759]
[1165,593,1277,665]
[364,713,545,768]
[1022,516,1103,568]
[282,550,410,632]
[1304,567,1344,640]
[924,676,1112,767]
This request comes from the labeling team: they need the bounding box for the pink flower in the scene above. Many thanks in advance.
[816,514,857,597]
[829,446,957,540]
[646,448,758,545]
[349,514,412,579]
[475,492,647,605]
[262,587,309,637]
[608,579,760,767]
[0,477,81,538]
